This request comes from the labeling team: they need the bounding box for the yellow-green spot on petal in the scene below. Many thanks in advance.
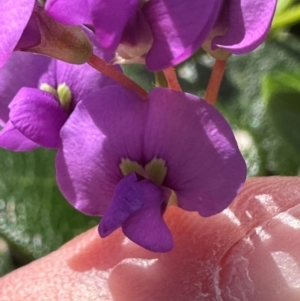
[119,158,144,177]
[39,83,58,97]
[145,158,167,186]
[57,83,72,111]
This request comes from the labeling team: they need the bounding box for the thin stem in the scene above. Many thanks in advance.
[205,60,226,106]
[88,53,148,100]
[163,67,182,91]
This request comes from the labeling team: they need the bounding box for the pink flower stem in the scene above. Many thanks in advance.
[205,60,226,106]
[163,67,182,91]
[88,53,148,100]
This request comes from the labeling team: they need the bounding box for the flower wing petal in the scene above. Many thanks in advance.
[122,180,173,252]
[212,0,277,54]
[0,52,51,123]
[143,0,222,70]
[9,87,68,148]
[144,88,246,216]
[99,173,145,237]
[0,120,39,151]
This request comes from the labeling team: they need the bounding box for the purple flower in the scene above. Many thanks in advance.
[56,86,246,252]
[0,51,117,151]
[45,0,277,69]
[203,0,277,59]
[0,0,40,68]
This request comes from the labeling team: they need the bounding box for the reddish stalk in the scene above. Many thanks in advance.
[205,60,226,106]
[88,53,148,100]
[163,67,182,91]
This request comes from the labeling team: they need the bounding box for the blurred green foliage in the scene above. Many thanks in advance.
[176,34,300,176]
[263,71,300,156]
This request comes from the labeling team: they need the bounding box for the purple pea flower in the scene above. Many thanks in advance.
[56,85,246,252]
[203,0,278,59]
[0,51,116,151]
[45,0,277,70]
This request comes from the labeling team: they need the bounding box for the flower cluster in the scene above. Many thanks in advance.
[0,0,277,251]
[1,1,277,70]
[0,51,246,250]
[45,0,277,69]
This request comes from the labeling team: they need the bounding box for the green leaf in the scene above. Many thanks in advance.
[0,148,98,265]
[263,71,300,155]
[223,36,300,175]
[0,238,15,276]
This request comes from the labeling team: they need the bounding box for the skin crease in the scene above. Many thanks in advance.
[1,177,300,300]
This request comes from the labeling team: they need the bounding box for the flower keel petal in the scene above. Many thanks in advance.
[0,121,39,151]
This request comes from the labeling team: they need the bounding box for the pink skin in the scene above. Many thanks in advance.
[1,177,300,300]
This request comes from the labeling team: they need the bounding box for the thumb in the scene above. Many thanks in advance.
[1,177,300,301]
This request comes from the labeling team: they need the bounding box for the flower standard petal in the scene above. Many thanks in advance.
[0,52,51,123]
[54,59,118,107]
[212,0,277,54]
[9,87,69,148]
[144,88,246,217]
[91,0,139,51]
[56,101,111,215]
[0,0,35,67]
[83,85,146,169]
[143,0,223,70]
[57,85,146,215]
[0,121,39,151]
[45,0,92,25]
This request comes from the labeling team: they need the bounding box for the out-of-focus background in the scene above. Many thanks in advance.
[1,0,300,276]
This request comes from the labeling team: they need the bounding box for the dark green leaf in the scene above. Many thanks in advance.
[0,148,98,265]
